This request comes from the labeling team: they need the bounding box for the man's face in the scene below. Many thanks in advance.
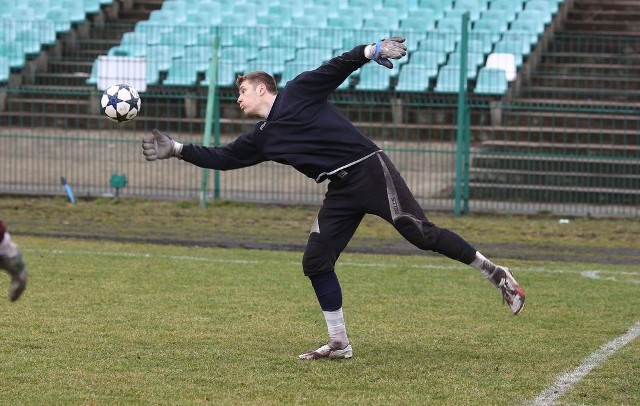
[237,80,262,118]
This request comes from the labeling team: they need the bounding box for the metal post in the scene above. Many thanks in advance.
[200,32,220,208]
[454,12,470,216]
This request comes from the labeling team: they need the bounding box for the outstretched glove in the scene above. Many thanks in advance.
[142,128,183,161]
[365,36,407,69]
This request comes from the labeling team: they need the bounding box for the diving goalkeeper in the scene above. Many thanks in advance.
[0,220,28,301]
[142,37,525,360]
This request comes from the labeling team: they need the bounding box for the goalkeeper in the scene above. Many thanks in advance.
[142,37,525,360]
[0,220,28,301]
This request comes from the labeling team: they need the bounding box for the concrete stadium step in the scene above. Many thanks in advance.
[529,74,640,90]
[470,153,639,176]
[499,110,640,132]
[467,182,639,206]
[517,87,639,103]
[478,139,640,157]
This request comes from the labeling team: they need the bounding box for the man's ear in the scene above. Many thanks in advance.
[256,83,266,96]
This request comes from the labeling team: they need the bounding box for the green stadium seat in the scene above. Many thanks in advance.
[328,15,363,30]
[474,67,508,94]
[492,34,530,66]
[163,60,200,86]
[511,12,547,43]
[146,44,173,71]
[411,49,445,70]
[0,42,26,68]
[401,16,437,32]
[449,0,488,21]
[32,20,58,46]
[278,61,317,88]
[395,65,433,92]
[295,48,334,65]
[14,30,42,55]
[27,0,51,19]
[489,0,525,14]
[0,56,11,82]
[61,0,88,23]
[418,0,453,16]
[355,64,394,91]
[201,60,239,87]
[526,0,557,18]
[82,0,101,14]
[434,66,465,93]
[184,45,212,73]
[417,33,457,54]
[446,51,484,79]
[134,21,170,45]
[85,59,98,85]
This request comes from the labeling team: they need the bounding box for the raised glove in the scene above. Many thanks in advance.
[365,36,407,69]
[142,128,183,161]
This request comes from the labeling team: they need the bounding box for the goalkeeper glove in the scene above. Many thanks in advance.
[142,129,183,161]
[365,36,407,69]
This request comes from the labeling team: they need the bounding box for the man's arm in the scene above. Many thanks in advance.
[289,37,407,99]
[142,128,266,170]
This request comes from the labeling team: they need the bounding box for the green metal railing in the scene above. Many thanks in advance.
[0,19,638,217]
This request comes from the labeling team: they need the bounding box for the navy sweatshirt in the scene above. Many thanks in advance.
[181,45,382,183]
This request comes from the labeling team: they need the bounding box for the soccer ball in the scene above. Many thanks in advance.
[101,84,141,123]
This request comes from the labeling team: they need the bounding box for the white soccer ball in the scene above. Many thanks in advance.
[100,84,141,123]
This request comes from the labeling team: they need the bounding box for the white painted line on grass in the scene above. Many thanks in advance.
[24,248,640,282]
[529,319,640,406]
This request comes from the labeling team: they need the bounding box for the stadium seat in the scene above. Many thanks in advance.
[278,61,316,88]
[474,67,509,94]
[511,12,547,44]
[418,0,453,16]
[0,56,10,83]
[201,60,239,87]
[145,44,173,72]
[45,8,72,33]
[61,0,87,23]
[526,0,557,18]
[418,32,457,54]
[434,66,465,93]
[14,30,43,55]
[0,42,26,69]
[485,52,516,81]
[411,50,446,70]
[32,20,59,46]
[163,60,200,86]
[295,48,334,65]
[489,0,525,14]
[184,45,213,73]
[449,0,488,21]
[492,34,530,66]
[355,64,394,91]
[395,65,433,92]
[446,51,484,79]
[328,15,363,30]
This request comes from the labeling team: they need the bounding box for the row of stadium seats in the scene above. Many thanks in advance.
[0,0,113,81]
[84,0,563,94]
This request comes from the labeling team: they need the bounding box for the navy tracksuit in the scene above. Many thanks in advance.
[180,45,477,304]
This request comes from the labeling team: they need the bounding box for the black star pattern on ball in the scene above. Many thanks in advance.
[105,85,138,122]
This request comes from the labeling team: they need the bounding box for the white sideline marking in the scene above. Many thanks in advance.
[23,248,639,282]
[530,319,640,406]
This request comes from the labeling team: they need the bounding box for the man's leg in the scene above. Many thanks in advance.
[367,153,525,315]
[299,188,364,359]
[0,222,28,302]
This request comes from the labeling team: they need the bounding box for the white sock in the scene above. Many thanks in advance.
[470,251,499,283]
[323,308,349,349]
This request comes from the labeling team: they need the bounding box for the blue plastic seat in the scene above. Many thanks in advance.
[355,64,394,91]
[434,66,465,93]
[163,60,200,86]
[46,8,72,33]
[474,67,509,94]
[0,42,26,68]
[0,56,11,82]
[395,65,433,92]
[278,61,317,88]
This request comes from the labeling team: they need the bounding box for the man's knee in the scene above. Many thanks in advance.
[302,239,336,276]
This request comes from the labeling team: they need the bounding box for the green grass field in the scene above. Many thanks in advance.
[1,234,638,405]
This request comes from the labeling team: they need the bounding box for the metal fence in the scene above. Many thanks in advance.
[0,19,638,217]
